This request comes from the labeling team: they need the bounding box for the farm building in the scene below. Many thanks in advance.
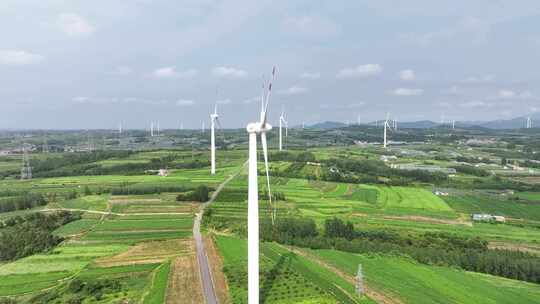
[391,164,457,174]
[433,190,449,196]
[380,155,398,162]
[471,214,506,223]
[158,169,169,177]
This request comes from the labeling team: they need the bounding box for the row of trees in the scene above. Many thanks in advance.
[111,184,190,195]
[0,193,47,213]
[0,211,80,261]
[322,158,449,185]
[451,165,490,177]
[176,185,210,202]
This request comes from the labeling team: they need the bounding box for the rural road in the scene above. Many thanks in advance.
[194,165,245,304]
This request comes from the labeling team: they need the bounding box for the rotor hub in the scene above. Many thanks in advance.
[247,122,272,134]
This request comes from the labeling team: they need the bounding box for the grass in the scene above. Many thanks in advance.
[82,230,192,244]
[58,194,109,211]
[143,262,171,304]
[53,218,99,236]
[94,217,193,231]
[310,249,540,304]
[0,271,71,296]
[443,191,540,221]
[0,244,128,275]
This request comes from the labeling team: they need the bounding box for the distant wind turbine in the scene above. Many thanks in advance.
[279,108,288,151]
[210,105,221,175]
[384,113,393,149]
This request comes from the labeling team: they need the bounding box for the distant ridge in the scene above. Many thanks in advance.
[301,114,540,130]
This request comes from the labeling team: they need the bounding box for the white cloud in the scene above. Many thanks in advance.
[442,86,461,96]
[72,96,89,103]
[399,69,415,81]
[300,72,321,79]
[460,100,486,108]
[392,88,424,96]
[111,66,132,76]
[57,13,95,37]
[399,16,491,47]
[336,64,382,79]
[320,102,365,109]
[212,66,248,79]
[498,89,516,98]
[520,91,534,99]
[0,50,43,65]
[152,67,198,79]
[278,86,309,95]
[283,15,340,38]
[216,98,231,105]
[176,99,195,106]
[463,74,495,84]
[243,96,259,104]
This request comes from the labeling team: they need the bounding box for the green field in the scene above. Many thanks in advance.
[310,249,540,304]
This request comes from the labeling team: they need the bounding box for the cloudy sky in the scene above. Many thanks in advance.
[1,0,540,129]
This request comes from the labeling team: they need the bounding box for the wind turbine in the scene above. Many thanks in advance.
[210,105,221,175]
[246,66,276,304]
[279,108,288,151]
[150,121,154,137]
[384,113,393,149]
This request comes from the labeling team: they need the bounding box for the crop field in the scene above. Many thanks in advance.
[310,249,540,304]
[215,235,372,304]
[58,194,109,211]
[443,191,540,222]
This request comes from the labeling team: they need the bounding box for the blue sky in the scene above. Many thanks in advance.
[1,0,540,129]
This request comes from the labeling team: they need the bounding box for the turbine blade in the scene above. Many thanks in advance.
[261,66,277,127]
[261,132,273,225]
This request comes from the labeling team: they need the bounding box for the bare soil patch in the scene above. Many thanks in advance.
[95,239,193,267]
[204,236,231,304]
[165,252,204,303]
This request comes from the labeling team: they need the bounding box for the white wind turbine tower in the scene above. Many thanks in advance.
[150,121,154,137]
[383,113,393,149]
[210,105,221,175]
[246,66,276,304]
[279,108,288,151]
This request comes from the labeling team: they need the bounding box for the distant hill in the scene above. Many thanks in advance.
[308,121,347,130]
[301,115,539,131]
[394,120,439,129]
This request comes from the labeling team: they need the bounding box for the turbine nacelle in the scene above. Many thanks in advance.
[247,122,272,134]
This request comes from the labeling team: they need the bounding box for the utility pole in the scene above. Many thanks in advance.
[42,133,49,153]
[21,144,32,180]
